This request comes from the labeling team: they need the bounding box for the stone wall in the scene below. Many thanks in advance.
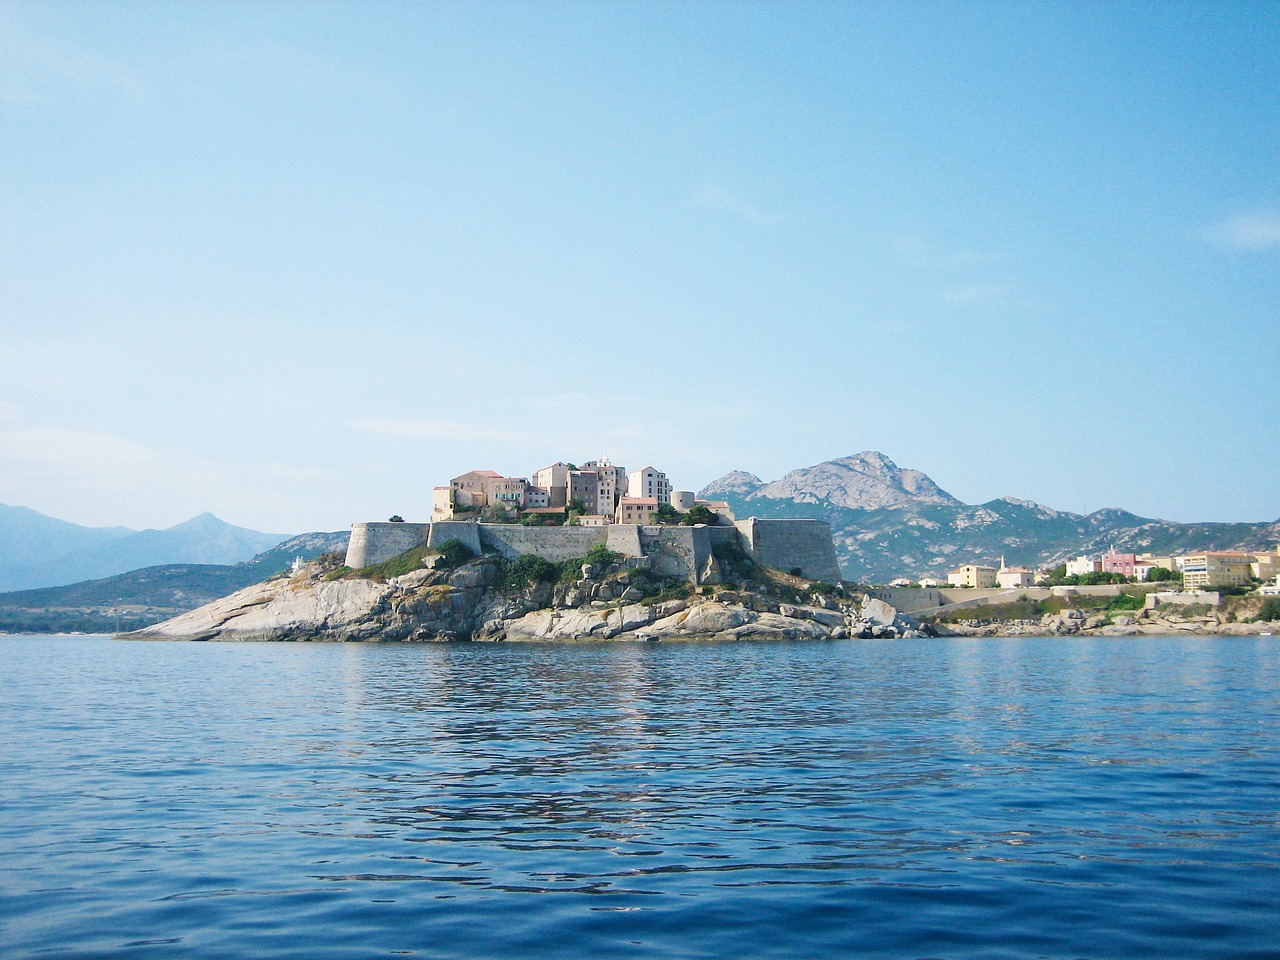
[478,524,607,562]
[344,522,430,569]
[734,518,842,583]
[427,520,484,556]
[345,516,842,585]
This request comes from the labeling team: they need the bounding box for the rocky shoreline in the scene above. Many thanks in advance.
[121,553,928,643]
[120,552,1280,643]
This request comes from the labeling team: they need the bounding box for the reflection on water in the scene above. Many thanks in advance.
[1,635,1278,959]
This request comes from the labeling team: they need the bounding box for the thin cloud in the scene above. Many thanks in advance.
[691,185,788,224]
[1202,211,1280,251]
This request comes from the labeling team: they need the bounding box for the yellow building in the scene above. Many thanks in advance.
[947,564,998,588]
[616,497,660,525]
[1251,547,1280,582]
[1178,551,1255,590]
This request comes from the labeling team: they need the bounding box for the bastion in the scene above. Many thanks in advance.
[345,517,842,585]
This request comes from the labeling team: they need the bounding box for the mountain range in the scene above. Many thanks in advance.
[699,451,1280,583]
[0,505,292,592]
[0,530,351,634]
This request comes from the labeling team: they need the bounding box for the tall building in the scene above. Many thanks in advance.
[628,466,671,504]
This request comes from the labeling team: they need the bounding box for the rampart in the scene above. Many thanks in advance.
[345,517,842,585]
[734,518,842,583]
[344,522,430,569]
[478,525,608,562]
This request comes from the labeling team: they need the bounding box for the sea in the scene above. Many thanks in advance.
[1,633,1277,959]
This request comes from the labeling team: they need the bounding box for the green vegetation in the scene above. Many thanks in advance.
[352,545,431,581]
[388,515,404,523]
[713,539,756,584]
[581,543,620,568]
[652,503,683,525]
[1145,566,1180,583]
[498,554,560,591]
[434,539,475,569]
[682,504,718,526]
[1256,597,1280,622]
[1047,570,1131,586]
[1107,591,1144,611]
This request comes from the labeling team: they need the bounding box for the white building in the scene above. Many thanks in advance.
[1065,555,1101,577]
[628,466,671,504]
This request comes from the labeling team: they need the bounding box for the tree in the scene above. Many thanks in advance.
[388,515,404,523]
[1145,566,1180,583]
[682,504,718,526]
[653,503,683,525]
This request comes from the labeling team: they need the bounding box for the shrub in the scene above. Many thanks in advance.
[581,543,620,568]
[434,538,475,569]
[1257,597,1280,622]
[501,554,559,591]
[1108,592,1144,611]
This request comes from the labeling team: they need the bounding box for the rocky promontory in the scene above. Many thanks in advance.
[122,548,927,643]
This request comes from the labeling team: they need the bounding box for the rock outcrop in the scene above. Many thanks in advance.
[123,554,930,643]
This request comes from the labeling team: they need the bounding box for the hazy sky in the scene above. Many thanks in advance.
[2,1,1277,533]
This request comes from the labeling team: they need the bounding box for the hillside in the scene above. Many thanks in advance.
[0,508,291,592]
[0,531,349,634]
[700,452,1280,583]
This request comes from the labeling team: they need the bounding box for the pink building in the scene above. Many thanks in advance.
[1101,551,1137,578]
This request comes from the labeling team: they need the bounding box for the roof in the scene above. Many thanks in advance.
[619,496,659,505]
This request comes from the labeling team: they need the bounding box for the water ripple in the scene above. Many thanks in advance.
[1,635,1278,959]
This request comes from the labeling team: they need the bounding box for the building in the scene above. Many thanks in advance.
[533,462,573,507]
[918,577,945,588]
[432,486,455,521]
[583,458,627,517]
[996,559,1035,589]
[671,490,697,511]
[449,469,502,509]
[628,466,671,504]
[948,564,998,588]
[1178,551,1256,590]
[1251,547,1280,582]
[1065,555,1101,577]
[569,470,599,514]
[1100,550,1137,579]
[616,496,660,525]
[1134,554,1179,582]
[575,514,611,527]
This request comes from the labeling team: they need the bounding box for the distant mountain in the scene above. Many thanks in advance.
[0,503,133,566]
[700,452,1280,583]
[0,507,292,592]
[0,530,350,634]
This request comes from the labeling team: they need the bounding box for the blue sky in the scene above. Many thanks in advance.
[1,1,1276,533]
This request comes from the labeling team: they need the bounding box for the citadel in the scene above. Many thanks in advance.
[345,456,842,585]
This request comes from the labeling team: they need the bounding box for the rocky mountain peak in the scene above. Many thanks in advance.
[698,470,765,499]
[746,451,961,511]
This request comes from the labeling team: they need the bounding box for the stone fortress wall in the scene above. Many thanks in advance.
[345,517,841,585]
[733,518,843,584]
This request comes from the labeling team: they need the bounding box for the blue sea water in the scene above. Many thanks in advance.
[1,634,1278,960]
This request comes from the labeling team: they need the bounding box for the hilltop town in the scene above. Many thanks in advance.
[432,458,730,527]
[344,456,844,587]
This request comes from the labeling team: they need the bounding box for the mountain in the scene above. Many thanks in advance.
[0,507,292,592]
[699,452,1280,583]
[0,530,350,634]
[702,452,961,511]
[0,503,133,566]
